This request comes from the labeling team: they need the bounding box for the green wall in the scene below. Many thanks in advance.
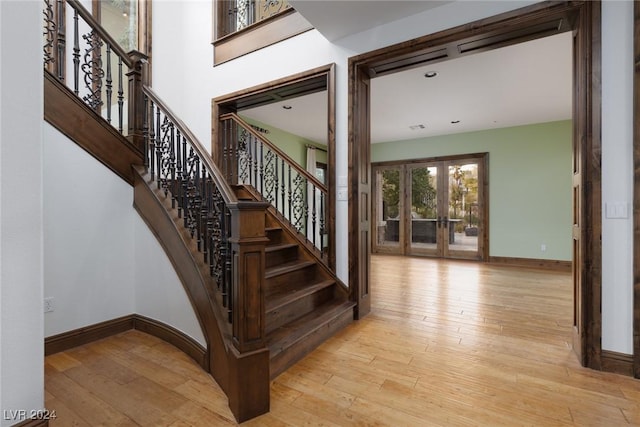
[239,116,327,167]
[371,120,572,261]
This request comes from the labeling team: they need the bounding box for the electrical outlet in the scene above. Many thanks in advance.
[44,297,54,313]
[541,244,547,252]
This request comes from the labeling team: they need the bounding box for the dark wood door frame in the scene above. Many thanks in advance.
[349,1,603,369]
[212,64,337,270]
[633,3,640,379]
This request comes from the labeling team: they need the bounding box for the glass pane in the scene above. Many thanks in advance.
[376,169,401,246]
[101,1,138,51]
[448,163,479,252]
[410,166,438,250]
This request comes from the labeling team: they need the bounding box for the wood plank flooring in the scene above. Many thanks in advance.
[45,255,640,426]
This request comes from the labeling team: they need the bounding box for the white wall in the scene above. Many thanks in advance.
[152,0,541,284]
[42,123,205,345]
[152,0,637,354]
[0,1,44,423]
[134,215,206,346]
[43,123,136,336]
[601,0,634,354]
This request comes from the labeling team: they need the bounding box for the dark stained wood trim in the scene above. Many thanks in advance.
[213,9,313,65]
[11,419,49,427]
[44,71,144,185]
[44,315,134,356]
[133,165,271,421]
[601,350,634,377]
[634,0,640,379]
[349,1,601,368]
[44,314,208,370]
[489,256,572,273]
[132,314,207,370]
[213,64,337,271]
[583,1,603,372]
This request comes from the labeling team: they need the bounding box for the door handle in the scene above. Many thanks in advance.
[437,216,442,228]
[442,217,448,228]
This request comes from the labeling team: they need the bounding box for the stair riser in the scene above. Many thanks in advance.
[266,286,335,334]
[265,246,298,269]
[266,229,283,245]
[266,267,316,296]
[269,307,354,379]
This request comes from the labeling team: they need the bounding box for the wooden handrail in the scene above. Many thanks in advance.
[67,0,134,68]
[220,112,328,192]
[144,86,238,205]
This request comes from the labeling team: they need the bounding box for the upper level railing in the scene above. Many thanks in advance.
[43,0,146,149]
[219,113,329,264]
[216,0,292,39]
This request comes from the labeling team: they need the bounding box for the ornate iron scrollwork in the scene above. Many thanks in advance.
[158,117,175,196]
[43,0,56,66]
[291,174,307,233]
[263,150,276,204]
[81,30,104,110]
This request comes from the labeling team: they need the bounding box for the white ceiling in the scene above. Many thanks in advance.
[289,0,451,41]
[241,3,573,146]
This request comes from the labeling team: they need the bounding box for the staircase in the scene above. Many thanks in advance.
[42,1,356,422]
[234,187,355,378]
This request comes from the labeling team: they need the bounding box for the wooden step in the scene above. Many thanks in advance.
[268,300,355,379]
[265,260,316,295]
[265,226,283,245]
[266,279,336,334]
[265,243,298,268]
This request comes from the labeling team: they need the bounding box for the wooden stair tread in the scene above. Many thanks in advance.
[267,300,356,357]
[265,243,298,252]
[266,279,335,312]
[265,260,315,279]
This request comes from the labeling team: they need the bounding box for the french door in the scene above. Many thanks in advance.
[372,154,486,260]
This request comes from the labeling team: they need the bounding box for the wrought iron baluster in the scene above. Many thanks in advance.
[56,0,65,81]
[175,130,183,217]
[148,100,155,179]
[247,132,253,187]
[253,137,258,189]
[280,158,286,215]
[81,30,104,112]
[320,191,325,254]
[222,119,228,180]
[312,185,317,247]
[273,152,279,212]
[287,165,292,222]
[118,57,124,133]
[224,207,233,322]
[105,44,112,124]
[142,94,149,168]
[72,8,80,95]
[181,135,188,222]
[155,108,161,189]
[259,140,264,195]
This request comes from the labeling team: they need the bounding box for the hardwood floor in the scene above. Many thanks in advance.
[45,255,640,426]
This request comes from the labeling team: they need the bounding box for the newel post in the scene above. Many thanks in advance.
[127,50,148,154]
[226,199,271,422]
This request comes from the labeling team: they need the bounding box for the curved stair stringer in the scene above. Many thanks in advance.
[133,165,268,420]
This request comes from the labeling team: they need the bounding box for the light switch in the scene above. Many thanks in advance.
[605,202,628,219]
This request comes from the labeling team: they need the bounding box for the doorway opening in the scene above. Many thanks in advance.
[349,2,601,369]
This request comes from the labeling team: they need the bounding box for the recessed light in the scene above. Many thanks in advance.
[451,120,460,124]
[424,71,438,78]
[282,105,292,110]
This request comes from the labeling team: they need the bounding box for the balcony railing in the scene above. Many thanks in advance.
[217,0,291,39]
